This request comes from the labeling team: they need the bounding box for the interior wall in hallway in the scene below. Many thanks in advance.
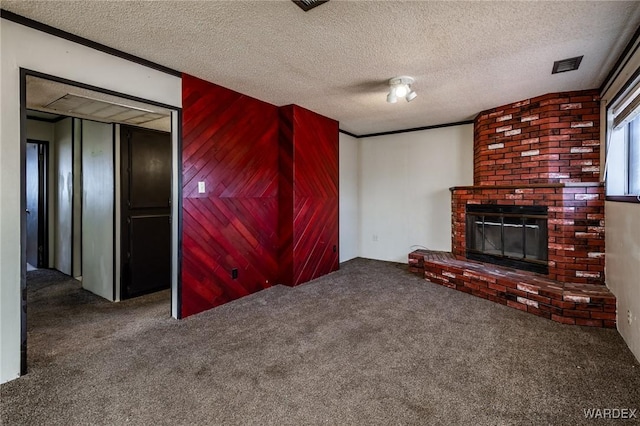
[53,118,73,275]
[181,74,280,317]
[81,120,115,301]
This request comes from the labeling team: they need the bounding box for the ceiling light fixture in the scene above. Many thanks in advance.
[387,76,417,103]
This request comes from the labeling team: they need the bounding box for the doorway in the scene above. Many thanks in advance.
[21,70,182,376]
[25,140,48,269]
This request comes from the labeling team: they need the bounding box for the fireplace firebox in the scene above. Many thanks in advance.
[466,204,548,274]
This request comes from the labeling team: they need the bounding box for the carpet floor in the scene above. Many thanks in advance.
[1,258,639,425]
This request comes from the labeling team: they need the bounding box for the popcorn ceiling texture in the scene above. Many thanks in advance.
[3,1,640,134]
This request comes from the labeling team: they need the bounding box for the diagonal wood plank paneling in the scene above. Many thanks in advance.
[182,75,339,316]
[279,105,339,286]
[181,74,279,317]
[182,74,279,199]
[293,197,339,285]
[278,106,294,285]
[293,106,339,198]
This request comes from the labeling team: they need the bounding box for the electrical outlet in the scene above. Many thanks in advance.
[333,245,337,253]
[198,181,206,194]
[628,310,633,325]
[232,268,238,279]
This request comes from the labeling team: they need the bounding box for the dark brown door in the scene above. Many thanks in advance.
[26,141,47,268]
[121,126,171,299]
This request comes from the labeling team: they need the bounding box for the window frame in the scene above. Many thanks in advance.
[605,67,640,204]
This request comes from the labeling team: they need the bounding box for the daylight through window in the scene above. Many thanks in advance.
[605,74,640,197]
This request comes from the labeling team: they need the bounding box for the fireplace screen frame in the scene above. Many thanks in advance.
[465,204,548,274]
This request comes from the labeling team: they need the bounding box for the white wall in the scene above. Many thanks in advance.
[73,119,82,279]
[358,125,474,263]
[53,118,73,275]
[604,203,640,359]
[339,132,359,262]
[81,120,115,301]
[26,119,56,268]
[26,119,54,142]
[1,19,182,384]
[601,39,640,363]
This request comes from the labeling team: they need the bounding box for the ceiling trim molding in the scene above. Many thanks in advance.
[600,23,640,96]
[347,120,474,139]
[0,9,182,78]
[338,129,359,138]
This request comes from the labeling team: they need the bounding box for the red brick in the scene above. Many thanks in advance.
[552,314,575,325]
[590,311,616,320]
[551,299,577,309]
[575,318,603,327]
[507,300,528,312]
[563,309,591,319]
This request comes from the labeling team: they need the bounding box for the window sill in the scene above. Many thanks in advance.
[606,195,640,203]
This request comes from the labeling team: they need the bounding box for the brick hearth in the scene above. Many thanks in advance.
[409,90,615,327]
[409,250,615,328]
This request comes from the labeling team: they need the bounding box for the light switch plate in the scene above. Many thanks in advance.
[198,181,206,194]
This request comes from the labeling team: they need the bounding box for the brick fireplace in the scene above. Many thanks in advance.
[409,90,615,327]
[454,89,604,283]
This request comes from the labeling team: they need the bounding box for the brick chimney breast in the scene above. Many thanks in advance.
[474,90,600,186]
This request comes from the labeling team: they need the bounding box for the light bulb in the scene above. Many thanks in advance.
[394,84,408,98]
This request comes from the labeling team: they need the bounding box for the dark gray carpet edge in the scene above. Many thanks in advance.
[1,258,638,425]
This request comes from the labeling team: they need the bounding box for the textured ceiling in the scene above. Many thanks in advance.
[4,1,640,135]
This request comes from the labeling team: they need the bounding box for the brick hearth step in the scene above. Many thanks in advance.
[408,250,616,328]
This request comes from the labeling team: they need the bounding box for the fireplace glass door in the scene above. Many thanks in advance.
[466,205,548,274]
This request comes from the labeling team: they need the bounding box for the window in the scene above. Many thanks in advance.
[605,73,640,198]
[629,117,640,194]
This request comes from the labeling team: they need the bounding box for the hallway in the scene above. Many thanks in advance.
[25,269,171,373]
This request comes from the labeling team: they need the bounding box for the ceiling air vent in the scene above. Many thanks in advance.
[292,0,329,12]
[552,56,583,74]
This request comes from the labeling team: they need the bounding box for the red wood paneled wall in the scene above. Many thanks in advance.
[181,74,280,317]
[279,105,339,286]
[181,76,339,317]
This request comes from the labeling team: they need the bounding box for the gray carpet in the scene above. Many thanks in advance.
[1,258,639,425]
